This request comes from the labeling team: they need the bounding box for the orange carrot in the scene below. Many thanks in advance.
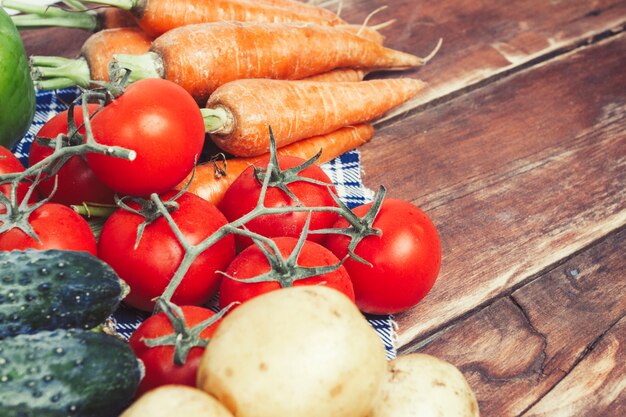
[203,78,425,157]
[299,23,385,82]
[97,7,138,30]
[30,27,153,90]
[336,24,386,45]
[79,27,152,82]
[256,0,344,22]
[112,22,426,103]
[6,1,136,32]
[85,0,345,37]
[178,124,374,205]
[303,68,368,82]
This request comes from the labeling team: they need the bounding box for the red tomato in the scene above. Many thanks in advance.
[28,104,116,205]
[0,145,31,212]
[128,305,222,396]
[324,199,441,315]
[98,191,235,311]
[219,155,339,251]
[219,236,354,309]
[0,202,97,254]
[86,78,205,196]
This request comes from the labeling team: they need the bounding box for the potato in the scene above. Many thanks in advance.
[120,385,234,417]
[367,353,479,417]
[197,286,387,417]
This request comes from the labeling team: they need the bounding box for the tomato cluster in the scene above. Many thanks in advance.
[0,79,441,395]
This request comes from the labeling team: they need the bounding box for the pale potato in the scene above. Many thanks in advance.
[367,353,479,417]
[197,286,388,417]
[120,385,234,417]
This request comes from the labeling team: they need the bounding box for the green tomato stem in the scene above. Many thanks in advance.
[30,56,91,89]
[71,202,118,218]
[111,52,163,84]
[154,162,344,305]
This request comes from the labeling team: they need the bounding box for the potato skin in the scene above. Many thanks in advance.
[197,286,388,417]
[367,353,480,417]
[120,385,234,417]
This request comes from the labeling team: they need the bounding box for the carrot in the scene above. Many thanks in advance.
[256,0,344,22]
[5,0,136,32]
[299,22,386,82]
[24,20,380,89]
[203,77,425,157]
[177,124,374,205]
[336,24,385,45]
[83,0,345,37]
[302,68,368,82]
[97,6,137,30]
[30,27,152,90]
[111,22,427,103]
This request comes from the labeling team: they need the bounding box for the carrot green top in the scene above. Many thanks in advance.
[4,0,100,31]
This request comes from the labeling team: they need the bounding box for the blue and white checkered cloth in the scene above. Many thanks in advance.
[13,88,397,359]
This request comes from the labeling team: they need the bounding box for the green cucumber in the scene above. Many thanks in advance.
[0,329,142,417]
[0,7,36,148]
[0,249,128,338]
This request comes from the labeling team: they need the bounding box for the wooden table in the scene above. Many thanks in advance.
[19,0,625,415]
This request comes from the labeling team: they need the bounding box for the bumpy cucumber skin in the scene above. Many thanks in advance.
[0,7,36,149]
[0,250,126,339]
[0,329,141,417]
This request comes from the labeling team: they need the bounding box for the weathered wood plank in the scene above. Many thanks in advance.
[410,228,626,416]
[20,27,91,58]
[367,34,626,346]
[341,0,626,118]
[522,317,626,417]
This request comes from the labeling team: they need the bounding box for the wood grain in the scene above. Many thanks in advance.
[367,33,626,347]
[522,317,626,416]
[341,0,626,119]
[411,228,626,416]
[21,27,91,58]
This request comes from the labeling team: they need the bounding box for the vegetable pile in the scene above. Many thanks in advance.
[0,0,480,416]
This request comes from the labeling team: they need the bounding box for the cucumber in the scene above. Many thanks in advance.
[0,7,36,148]
[0,329,141,417]
[0,249,128,338]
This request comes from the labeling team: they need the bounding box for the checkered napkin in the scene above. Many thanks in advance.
[12,88,397,359]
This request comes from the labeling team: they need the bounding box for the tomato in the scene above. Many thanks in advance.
[28,103,116,205]
[86,78,205,196]
[0,145,31,211]
[0,202,97,254]
[128,305,222,396]
[323,199,441,315]
[219,155,338,251]
[98,191,235,311]
[219,236,354,309]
